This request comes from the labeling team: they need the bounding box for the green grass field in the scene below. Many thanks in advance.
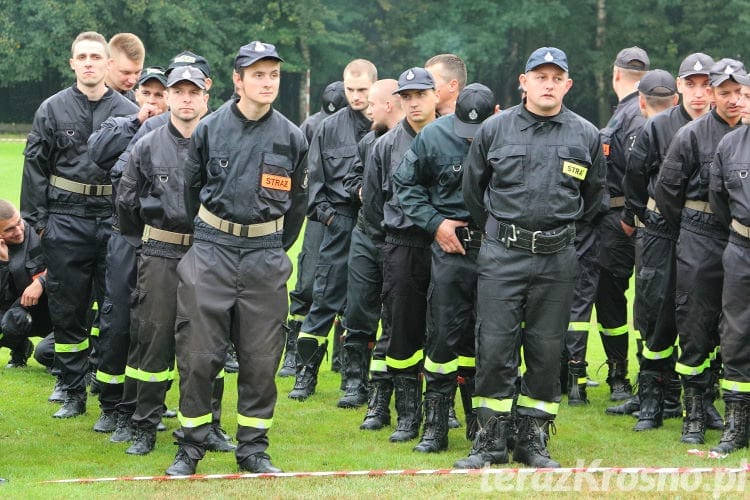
[0,139,747,498]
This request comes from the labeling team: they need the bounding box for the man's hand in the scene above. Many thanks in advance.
[620,220,635,237]
[0,237,8,262]
[436,219,468,255]
[21,279,43,307]
[137,103,161,124]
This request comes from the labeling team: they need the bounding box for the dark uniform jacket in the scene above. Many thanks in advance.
[300,109,330,145]
[623,104,692,230]
[307,106,371,223]
[345,130,384,240]
[394,114,475,235]
[118,122,194,258]
[366,119,432,247]
[185,101,308,251]
[0,223,46,311]
[656,109,739,234]
[463,104,605,231]
[21,85,139,231]
[709,125,750,229]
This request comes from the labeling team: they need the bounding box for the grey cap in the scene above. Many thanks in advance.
[167,51,211,77]
[638,69,677,97]
[709,58,747,87]
[678,53,714,78]
[234,41,283,70]
[166,66,207,89]
[454,83,495,139]
[321,81,346,114]
[138,66,167,87]
[394,67,435,94]
[615,46,650,71]
[525,47,568,72]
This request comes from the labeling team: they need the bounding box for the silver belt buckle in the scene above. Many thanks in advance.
[531,230,542,254]
[505,224,517,248]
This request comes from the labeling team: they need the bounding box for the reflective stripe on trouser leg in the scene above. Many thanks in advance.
[566,223,599,361]
[718,241,750,399]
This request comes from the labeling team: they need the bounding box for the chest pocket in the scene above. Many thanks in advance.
[488,144,526,187]
[726,166,750,191]
[259,152,293,202]
[436,157,465,197]
[54,122,82,150]
[698,154,714,187]
[323,145,357,174]
[558,146,591,184]
[207,152,230,178]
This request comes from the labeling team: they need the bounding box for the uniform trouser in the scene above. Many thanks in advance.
[565,224,600,362]
[43,213,110,394]
[595,210,634,361]
[674,221,726,390]
[341,226,383,344]
[635,226,678,372]
[96,231,136,413]
[423,244,477,395]
[129,253,180,429]
[175,240,289,462]
[720,237,750,403]
[33,332,55,370]
[300,214,355,338]
[382,242,430,375]
[474,235,577,418]
[288,219,324,319]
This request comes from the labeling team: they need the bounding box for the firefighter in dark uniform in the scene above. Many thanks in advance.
[596,47,649,402]
[117,66,211,456]
[455,47,605,469]
[21,31,139,419]
[394,83,495,452]
[87,66,169,435]
[279,80,347,378]
[656,58,746,444]
[166,41,307,476]
[368,67,437,443]
[708,75,750,454]
[0,201,51,366]
[289,59,376,401]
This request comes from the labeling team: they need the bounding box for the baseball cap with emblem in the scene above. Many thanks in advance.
[167,51,211,77]
[138,66,167,87]
[615,46,650,71]
[394,67,435,94]
[166,66,207,89]
[709,58,747,87]
[234,41,283,70]
[678,53,714,78]
[322,81,346,114]
[638,69,677,97]
[454,83,496,139]
[525,47,569,73]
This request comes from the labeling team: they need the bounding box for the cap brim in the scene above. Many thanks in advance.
[679,70,710,78]
[526,62,568,73]
[735,73,750,86]
[168,77,206,90]
[710,74,734,87]
[393,83,434,94]
[453,119,480,139]
[139,75,167,87]
[235,55,284,70]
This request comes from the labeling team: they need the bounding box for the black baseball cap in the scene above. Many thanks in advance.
[166,66,207,89]
[394,67,435,94]
[615,46,650,71]
[709,58,746,87]
[234,41,283,70]
[137,66,167,87]
[678,53,714,78]
[525,47,568,72]
[322,81,346,114]
[454,83,495,139]
[638,69,676,97]
[167,51,211,77]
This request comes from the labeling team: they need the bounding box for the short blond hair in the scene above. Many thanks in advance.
[71,31,108,58]
[343,59,377,82]
[109,33,145,64]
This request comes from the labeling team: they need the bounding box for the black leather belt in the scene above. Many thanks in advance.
[455,226,483,250]
[485,218,575,254]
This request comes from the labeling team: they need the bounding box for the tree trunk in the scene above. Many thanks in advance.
[595,0,609,128]
[299,40,311,122]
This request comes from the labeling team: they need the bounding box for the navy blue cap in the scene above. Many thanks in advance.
[166,66,207,89]
[138,66,167,87]
[678,53,714,78]
[454,83,495,139]
[167,51,211,77]
[638,69,677,97]
[234,41,283,70]
[710,58,747,87]
[322,81,346,114]
[525,47,569,72]
[394,67,435,94]
[615,46,650,71]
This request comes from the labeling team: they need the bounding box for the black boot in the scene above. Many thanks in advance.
[512,415,560,468]
[125,426,157,455]
[663,372,683,419]
[711,401,750,455]
[331,318,344,373]
[681,387,705,444]
[277,319,301,378]
[458,376,477,441]
[704,373,724,430]
[238,452,282,473]
[413,393,450,453]
[567,361,589,406]
[110,412,134,443]
[48,375,67,403]
[360,378,393,430]
[337,340,371,408]
[606,359,633,401]
[205,424,236,452]
[633,371,665,431]
[6,338,33,368]
[166,447,199,476]
[53,391,86,418]
[453,409,511,468]
[224,345,239,374]
[605,395,640,415]
[389,374,422,442]
[93,410,118,432]
[288,337,327,401]
[448,389,461,429]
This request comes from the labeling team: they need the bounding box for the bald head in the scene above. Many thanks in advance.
[367,79,403,134]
